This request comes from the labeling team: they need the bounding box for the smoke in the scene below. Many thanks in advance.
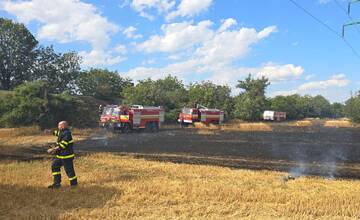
[289,161,306,178]
[90,129,110,146]
[286,129,350,180]
[321,147,348,179]
[288,146,307,178]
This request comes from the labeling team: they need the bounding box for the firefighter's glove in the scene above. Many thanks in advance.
[47,146,58,154]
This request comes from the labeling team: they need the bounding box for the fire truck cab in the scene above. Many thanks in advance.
[100,105,165,132]
[178,104,224,126]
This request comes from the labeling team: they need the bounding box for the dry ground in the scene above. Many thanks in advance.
[1,121,360,219]
[2,153,360,219]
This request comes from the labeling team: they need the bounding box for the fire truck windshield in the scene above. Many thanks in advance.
[102,107,113,116]
[112,108,120,116]
[182,108,192,114]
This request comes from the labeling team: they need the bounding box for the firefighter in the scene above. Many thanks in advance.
[47,121,78,189]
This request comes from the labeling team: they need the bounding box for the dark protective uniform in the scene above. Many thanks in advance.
[51,128,77,186]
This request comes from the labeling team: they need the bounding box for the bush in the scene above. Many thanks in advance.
[345,93,360,122]
[0,81,46,127]
[0,81,106,128]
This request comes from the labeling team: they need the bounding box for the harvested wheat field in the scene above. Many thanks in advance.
[2,122,360,219]
[324,120,353,128]
[221,122,273,131]
[1,153,360,220]
[194,121,272,131]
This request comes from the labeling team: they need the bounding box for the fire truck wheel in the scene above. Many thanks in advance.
[145,123,152,132]
[152,122,159,132]
[180,121,188,128]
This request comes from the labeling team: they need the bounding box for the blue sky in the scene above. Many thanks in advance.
[1,0,359,102]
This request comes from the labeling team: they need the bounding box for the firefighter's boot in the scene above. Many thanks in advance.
[48,183,61,189]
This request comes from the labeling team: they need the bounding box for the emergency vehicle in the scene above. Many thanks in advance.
[100,105,165,132]
[263,111,287,121]
[178,104,224,126]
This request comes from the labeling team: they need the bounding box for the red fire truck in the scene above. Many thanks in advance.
[178,104,224,126]
[100,105,165,132]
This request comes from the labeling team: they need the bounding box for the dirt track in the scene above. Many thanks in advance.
[76,125,360,179]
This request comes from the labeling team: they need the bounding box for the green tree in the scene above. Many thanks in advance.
[271,94,336,119]
[270,95,301,119]
[345,93,360,122]
[188,81,233,118]
[330,102,345,118]
[123,75,188,122]
[0,81,106,128]
[76,68,132,101]
[33,46,82,93]
[0,81,47,127]
[0,18,38,90]
[234,74,270,121]
[310,95,331,118]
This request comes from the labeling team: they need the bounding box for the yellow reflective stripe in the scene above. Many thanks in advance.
[120,115,129,120]
[69,176,77,181]
[56,154,75,159]
[58,142,66,149]
[53,130,59,136]
[52,172,61,176]
[61,140,74,145]
[60,141,68,146]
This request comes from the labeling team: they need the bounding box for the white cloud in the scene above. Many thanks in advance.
[166,0,212,20]
[272,74,350,98]
[297,74,349,91]
[130,0,175,20]
[137,20,214,53]
[137,19,277,64]
[255,63,304,82]
[123,26,143,39]
[128,0,212,20]
[1,0,125,66]
[127,19,281,84]
[210,63,304,86]
[196,25,278,65]
[115,44,128,55]
[79,50,127,66]
[218,18,237,32]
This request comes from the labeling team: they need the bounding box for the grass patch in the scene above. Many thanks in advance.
[1,153,360,219]
[324,120,353,128]
[194,122,220,130]
[222,122,273,132]
[194,122,273,132]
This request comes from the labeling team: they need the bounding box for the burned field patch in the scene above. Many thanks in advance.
[76,125,360,179]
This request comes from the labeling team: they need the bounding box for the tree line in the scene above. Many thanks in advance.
[0,18,358,128]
